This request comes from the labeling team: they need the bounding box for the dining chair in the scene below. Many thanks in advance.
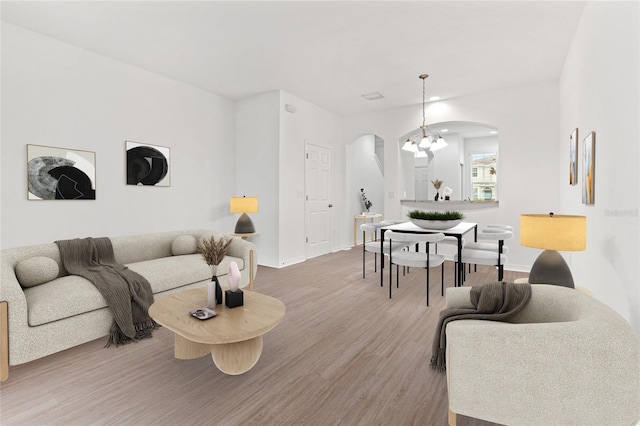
[485,224,514,232]
[464,225,511,253]
[385,231,446,306]
[360,223,406,279]
[453,229,513,283]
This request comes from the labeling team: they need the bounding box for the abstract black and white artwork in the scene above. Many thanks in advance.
[27,144,96,200]
[126,141,170,187]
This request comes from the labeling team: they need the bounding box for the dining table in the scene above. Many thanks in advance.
[379,221,478,295]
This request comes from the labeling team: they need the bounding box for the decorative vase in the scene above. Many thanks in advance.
[207,265,223,309]
[207,276,222,309]
[434,192,440,201]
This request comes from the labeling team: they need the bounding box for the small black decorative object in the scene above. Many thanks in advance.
[212,276,223,305]
[225,289,244,308]
[434,192,440,201]
[360,188,372,212]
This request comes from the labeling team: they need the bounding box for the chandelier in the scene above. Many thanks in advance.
[402,74,447,153]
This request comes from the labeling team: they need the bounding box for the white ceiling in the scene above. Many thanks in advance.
[1,1,587,116]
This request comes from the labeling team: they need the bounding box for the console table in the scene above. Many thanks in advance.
[353,213,383,246]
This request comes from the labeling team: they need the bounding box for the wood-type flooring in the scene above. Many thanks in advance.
[0,248,528,425]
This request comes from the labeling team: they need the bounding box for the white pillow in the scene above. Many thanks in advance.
[171,234,198,256]
[16,256,59,287]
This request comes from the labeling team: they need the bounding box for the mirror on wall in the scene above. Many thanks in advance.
[399,121,498,201]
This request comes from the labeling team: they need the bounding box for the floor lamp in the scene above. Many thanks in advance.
[230,196,258,234]
[520,213,586,288]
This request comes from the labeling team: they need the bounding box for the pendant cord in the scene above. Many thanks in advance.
[422,77,426,129]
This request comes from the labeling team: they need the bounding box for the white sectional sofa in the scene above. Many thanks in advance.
[0,229,256,381]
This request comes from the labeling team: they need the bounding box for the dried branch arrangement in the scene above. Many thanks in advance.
[198,236,233,266]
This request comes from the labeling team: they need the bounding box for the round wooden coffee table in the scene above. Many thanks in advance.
[149,288,285,375]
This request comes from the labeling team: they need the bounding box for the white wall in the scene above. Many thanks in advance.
[236,90,342,268]
[346,134,385,244]
[279,91,342,266]
[558,1,640,332]
[1,24,237,249]
[235,91,280,267]
[430,133,461,199]
[341,81,560,271]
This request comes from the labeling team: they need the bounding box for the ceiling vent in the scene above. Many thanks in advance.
[361,92,384,101]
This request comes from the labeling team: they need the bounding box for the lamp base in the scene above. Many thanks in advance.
[234,213,255,234]
[528,249,575,288]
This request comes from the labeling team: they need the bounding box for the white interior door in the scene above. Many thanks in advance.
[305,142,332,259]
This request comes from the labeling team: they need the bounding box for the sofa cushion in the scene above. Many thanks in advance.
[16,256,60,288]
[22,253,244,326]
[171,234,199,256]
[126,254,244,294]
[24,275,108,326]
[126,254,210,294]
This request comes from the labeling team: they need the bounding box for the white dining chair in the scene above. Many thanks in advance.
[464,225,512,253]
[454,229,513,283]
[385,231,446,306]
[360,223,407,279]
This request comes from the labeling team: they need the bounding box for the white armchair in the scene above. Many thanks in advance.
[445,284,640,426]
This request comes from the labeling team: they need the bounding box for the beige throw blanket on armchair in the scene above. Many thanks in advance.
[56,237,159,347]
[430,281,531,372]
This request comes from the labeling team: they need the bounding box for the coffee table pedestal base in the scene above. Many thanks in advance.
[174,334,264,375]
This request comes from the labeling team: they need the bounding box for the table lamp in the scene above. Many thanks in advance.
[230,196,258,234]
[520,213,586,288]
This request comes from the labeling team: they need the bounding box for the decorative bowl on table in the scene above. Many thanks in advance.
[410,218,462,230]
[407,210,464,230]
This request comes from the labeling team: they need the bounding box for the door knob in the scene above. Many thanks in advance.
[328,204,333,208]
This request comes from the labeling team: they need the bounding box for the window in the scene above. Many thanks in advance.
[470,152,497,201]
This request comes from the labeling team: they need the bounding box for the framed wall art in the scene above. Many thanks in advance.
[569,128,578,185]
[582,131,595,204]
[27,144,96,200]
[125,141,170,187]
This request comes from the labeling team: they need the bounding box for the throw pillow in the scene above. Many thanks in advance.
[171,234,198,256]
[16,256,60,287]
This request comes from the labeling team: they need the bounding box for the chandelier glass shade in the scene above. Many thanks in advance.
[402,138,419,152]
[402,74,447,153]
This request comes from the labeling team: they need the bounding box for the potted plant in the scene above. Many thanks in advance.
[407,210,464,229]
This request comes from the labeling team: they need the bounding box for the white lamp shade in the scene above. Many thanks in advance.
[429,137,448,152]
[402,141,418,152]
[418,136,430,149]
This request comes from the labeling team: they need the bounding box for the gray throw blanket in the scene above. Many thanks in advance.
[430,281,531,372]
[55,237,158,347]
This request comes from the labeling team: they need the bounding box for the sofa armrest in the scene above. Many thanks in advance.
[446,318,640,425]
[1,253,31,378]
[445,287,472,309]
[227,237,257,290]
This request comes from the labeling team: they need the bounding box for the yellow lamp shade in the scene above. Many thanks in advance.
[230,197,258,214]
[520,214,586,251]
